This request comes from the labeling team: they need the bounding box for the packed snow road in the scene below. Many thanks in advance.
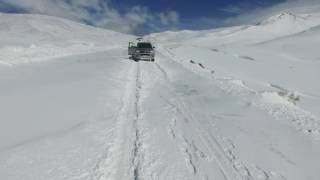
[1,47,320,180]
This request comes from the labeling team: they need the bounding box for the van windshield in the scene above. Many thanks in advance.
[137,43,152,48]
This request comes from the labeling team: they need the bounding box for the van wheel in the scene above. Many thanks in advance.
[151,58,155,62]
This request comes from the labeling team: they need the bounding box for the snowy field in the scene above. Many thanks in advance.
[1,11,320,180]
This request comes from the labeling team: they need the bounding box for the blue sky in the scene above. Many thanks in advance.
[0,0,316,34]
[112,0,283,18]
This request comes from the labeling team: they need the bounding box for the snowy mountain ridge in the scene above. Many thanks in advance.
[149,11,320,47]
[252,11,320,35]
[259,12,307,25]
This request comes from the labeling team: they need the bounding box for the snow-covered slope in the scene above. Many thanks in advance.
[0,13,133,65]
[145,11,320,180]
[257,24,320,63]
[0,14,136,180]
[151,10,320,133]
[147,29,220,43]
[1,10,320,180]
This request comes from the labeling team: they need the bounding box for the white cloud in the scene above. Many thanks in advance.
[158,11,179,25]
[220,6,242,14]
[0,0,180,34]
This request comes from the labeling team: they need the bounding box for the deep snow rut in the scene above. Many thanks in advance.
[132,63,144,180]
[91,61,146,180]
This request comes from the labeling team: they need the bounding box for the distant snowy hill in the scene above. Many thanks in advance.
[0,13,133,65]
[149,12,320,47]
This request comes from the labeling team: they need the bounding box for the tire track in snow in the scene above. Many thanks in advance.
[132,62,144,180]
[90,61,145,180]
[157,47,289,180]
[152,60,243,180]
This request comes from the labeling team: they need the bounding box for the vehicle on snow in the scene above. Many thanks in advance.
[128,39,155,62]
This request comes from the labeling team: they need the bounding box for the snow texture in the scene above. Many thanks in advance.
[1,10,320,180]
